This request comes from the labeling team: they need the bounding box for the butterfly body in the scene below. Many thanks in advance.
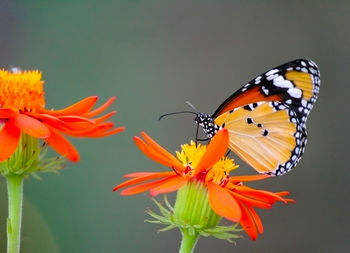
[196,59,320,176]
[195,113,221,138]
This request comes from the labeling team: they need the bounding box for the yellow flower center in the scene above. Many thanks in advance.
[207,157,238,185]
[176,141,238,184]
[0,69,45,112]
[176,141,206,169]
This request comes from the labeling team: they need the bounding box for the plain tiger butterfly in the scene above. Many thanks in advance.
[160,59,320,176]
[193,59,320,176]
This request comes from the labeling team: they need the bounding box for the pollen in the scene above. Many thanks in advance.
[206,157,238,185]
[176,140,238,183]
[176,141,206,170]
[0,69,45,112]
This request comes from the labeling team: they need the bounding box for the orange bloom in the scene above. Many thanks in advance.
[114,129,293,240]
[0,69,124,162]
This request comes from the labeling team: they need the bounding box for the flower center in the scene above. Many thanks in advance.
[176,141,206,175]
[206,157,238,185]
[176,141,238,184]
[0,69,45,112]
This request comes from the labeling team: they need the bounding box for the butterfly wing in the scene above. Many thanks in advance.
[214,101,303,175]
[212,59,320,127]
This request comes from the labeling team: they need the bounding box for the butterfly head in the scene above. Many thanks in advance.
[195,113,220,138]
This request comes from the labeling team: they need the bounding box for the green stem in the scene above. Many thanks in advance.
[6,175,24,253]
[179,228,199,253]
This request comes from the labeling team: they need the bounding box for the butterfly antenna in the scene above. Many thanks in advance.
[158,111,197,121]
[185,101,199,113]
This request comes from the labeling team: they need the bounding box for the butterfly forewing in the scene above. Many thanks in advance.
[212,59,320,127]
[215,101,304,175]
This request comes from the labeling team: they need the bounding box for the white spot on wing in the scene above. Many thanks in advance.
[288,88,302,98]
[265,69,279,76]
[266,74,278,81]
[273,76,294,88]
[262,86,269,95]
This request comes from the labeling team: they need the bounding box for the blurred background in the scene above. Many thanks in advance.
[0,1,349,252]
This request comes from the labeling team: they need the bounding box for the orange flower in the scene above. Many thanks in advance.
[114,129,293,240]
[0,69,124,162]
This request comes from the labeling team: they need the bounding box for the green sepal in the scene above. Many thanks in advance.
[146,194,243,243]
[0,134,66,177]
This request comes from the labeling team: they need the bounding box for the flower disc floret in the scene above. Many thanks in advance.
[0,69,45,112]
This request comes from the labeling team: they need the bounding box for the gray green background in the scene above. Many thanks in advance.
[0,1,349,252]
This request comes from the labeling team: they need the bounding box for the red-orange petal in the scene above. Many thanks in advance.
[276,191,290,197]
[230,174,271,183]
[149,176,186,196]
[113,172,175,191]
[230,191,272,209]
[0,120,20,162]
[123,172,162,178]
[44,127,80,162]
[43,96,98,116]
[123,172,174,178]
[48,120,113,137]
[57,115,95,124]
[0,108,16,118]
[238,200,260,240]
[28,113,65,128]
[93,111,116,124]
[237,186,287,204]
[84,126,125,138]
[83,96,116,118]
[120,177,173,195]
[133,136,184,172]
[247,205,263,234]
[194,129,229,175]
[13,113,50,138]
[283,198,296,203]
[207,181,241,222]
[140,132,185,172]
[57,122,112,135]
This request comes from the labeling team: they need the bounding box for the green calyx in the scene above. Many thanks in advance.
[174,180,220,229]
[0,133,65,177]
[146,180,242,243]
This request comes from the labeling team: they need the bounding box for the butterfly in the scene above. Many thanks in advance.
[194,59,320,176]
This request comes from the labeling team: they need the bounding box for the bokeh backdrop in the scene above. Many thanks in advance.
[0,1,349,252]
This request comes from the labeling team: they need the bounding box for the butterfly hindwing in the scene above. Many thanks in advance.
[214,101,304,176]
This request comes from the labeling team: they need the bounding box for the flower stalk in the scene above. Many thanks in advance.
[179,228,199,253]
[175,181,219,253]
[6,174,24,253]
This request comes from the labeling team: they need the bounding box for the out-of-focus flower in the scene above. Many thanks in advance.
[0,69,124,164]
[0,68,125,253]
